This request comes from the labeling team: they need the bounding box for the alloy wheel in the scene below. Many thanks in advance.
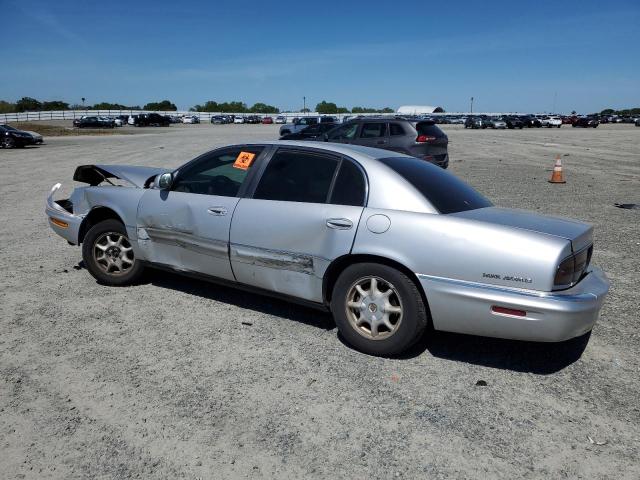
[345,276,403,340]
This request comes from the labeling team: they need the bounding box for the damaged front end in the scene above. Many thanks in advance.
[45,164,169,245]
[46,183,84,244]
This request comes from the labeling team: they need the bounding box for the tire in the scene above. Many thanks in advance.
[331,263,428,356]
[2,137,15,148]
[82,219,144,286]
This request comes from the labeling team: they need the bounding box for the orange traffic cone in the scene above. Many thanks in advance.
[548,155,566,183]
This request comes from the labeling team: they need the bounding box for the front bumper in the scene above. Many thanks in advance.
[45,184,83,245]
[418,267,609,342]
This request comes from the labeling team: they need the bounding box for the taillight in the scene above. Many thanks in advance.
[554,245,592,288]
[416,135,436,143]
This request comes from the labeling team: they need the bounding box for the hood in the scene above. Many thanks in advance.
[73,164,169,188]
[452,207,593,252]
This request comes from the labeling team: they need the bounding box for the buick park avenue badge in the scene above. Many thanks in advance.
[483,273,533,284]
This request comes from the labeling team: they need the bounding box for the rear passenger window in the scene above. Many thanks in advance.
[360,123,386,138]
[389,123,405,136]
[254,150,338,203]
[330,161,366,206]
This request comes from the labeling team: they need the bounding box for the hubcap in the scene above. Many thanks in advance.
[93,232,134,275]
[345,276,403,340]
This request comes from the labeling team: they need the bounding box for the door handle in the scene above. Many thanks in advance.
[326,218,353,230]
[208,206,227,216]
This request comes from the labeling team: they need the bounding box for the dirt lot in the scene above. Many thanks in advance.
[1,124,639,479]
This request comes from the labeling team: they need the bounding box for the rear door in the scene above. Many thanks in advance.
[355,122,389,149]
[229,147,367,302]
[136,146,266,280]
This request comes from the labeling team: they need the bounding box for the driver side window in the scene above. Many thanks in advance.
[172,147,263,196]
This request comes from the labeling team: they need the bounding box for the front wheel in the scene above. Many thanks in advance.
[2,137,16,148]
[82,219,144,286]
[331,263,428,356]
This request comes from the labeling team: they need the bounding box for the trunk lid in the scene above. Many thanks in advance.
[452,207,593,252]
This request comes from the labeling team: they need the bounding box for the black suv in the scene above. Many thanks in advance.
[133,113,171,127]
[322,117,449,168]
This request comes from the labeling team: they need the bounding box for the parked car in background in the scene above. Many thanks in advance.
[279,116,338,136]
[234,116,245,124]
[246,115,262,124]
[487,118,507,129]
[275,116,287,124]
[541,116,562,128]
[520,115,542,128]
[1,124,43,144]
[131,113,171,127]
[635,118,640,127]
[501,116,524,129]
[45,142,609,356]
[74,116,115,128]
[324,117,449,168]
[211,115,226,124]
[182,115,200,124]
[279,122,338,140]
[0,124,37,148]
[168,115,183,124]
[464,116,487,129]
[262,116,274,124]
[573,117,599,128]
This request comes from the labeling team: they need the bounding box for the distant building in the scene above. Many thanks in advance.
[396,105,445,115]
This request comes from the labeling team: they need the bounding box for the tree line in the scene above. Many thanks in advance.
[600,107,640,116]
[0,97,177,113]
[190,101,280,113]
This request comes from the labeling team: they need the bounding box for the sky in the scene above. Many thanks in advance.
[1,0,639,113]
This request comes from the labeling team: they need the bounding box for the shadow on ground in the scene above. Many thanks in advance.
[90,264,590,374]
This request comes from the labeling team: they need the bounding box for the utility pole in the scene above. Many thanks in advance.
[470,96,474,114]
[303,96,306,114]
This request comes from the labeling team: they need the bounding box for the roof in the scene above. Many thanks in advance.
[397,105,445,114]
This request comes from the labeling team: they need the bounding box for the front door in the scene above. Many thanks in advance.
[229,148,367,302]
[136,146,265,280]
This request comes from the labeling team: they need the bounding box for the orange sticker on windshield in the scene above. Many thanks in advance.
[233,151,256,170]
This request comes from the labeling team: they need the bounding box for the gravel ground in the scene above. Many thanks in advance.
[1,124,639,479]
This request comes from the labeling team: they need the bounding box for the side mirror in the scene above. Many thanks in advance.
[156,172,173,190]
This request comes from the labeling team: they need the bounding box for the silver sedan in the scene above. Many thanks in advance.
[46,141,609,356]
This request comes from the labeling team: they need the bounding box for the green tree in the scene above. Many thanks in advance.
[143,100,177,111]
[218,101,247,113]
[41,100,70,111]
[316,101,338,114]
[15,97,42,112]
[0,100,16,113]
[380,107,395,113]
[336,107,350,114]
[600,108,615,115]
[249,102,279,113]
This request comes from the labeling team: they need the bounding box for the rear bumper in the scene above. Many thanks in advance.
[45,184,83,245]
[417,267,609,342]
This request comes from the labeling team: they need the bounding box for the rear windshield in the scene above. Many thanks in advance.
[414,122,445,137]
[379,157,492,214]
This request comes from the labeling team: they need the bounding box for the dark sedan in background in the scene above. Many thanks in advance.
[573,117,600,128]
[1,124,37,148]
[73,116,115,128]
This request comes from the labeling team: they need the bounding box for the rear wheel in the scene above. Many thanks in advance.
[82,219,144,286]
[331,263,428,356]
[2,137,15,148]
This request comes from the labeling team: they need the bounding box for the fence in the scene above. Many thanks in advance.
[1,110,368,123]
[1,110,526,124]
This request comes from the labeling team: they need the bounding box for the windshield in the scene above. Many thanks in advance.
[2,124,17,131]
[379,157,492,214]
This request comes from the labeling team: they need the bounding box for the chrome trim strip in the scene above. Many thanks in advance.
[416,273,598,302]
[230,243,319,275]
[144,227,228,259]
